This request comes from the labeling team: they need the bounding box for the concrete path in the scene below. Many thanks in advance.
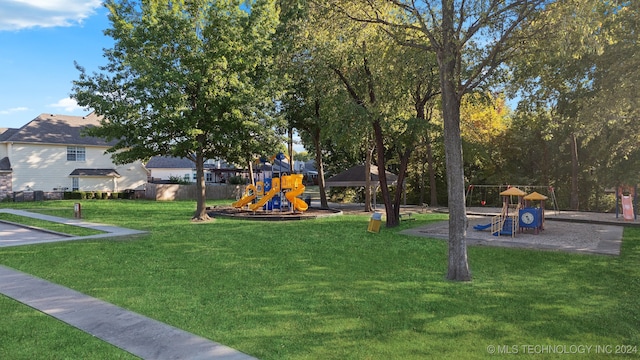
[0,209,257,359]
[0,209,147,247]
[0,266,256,360]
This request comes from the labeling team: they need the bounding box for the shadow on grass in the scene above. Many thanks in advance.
[0,204,637,359]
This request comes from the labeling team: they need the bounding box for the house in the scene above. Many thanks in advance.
[146,156,242,184]
[0,113,148,199]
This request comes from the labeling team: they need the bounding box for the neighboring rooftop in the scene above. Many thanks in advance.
[326,164,398,187]
[0,113,116,146]
[0,128,19,141]
[146,156,195,169]
[146,156,238,170]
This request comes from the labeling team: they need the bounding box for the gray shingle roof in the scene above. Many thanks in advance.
[326,165,398,186]
[69,168,121,177]
[146,156,195,169]
[146,156,239,170]
[0,128,20,141]
[0,113,116,146]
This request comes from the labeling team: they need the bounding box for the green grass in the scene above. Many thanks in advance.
[0,213,105,237]
[0,295,136,359]
[0,200,638,359]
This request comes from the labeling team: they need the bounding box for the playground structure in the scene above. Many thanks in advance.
[616,185,637,221]
[232,153,308,213]
[466,184,559,214]
[472,186,547,238]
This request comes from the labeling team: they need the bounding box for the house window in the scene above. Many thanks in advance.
[72,177,79,191]
[67,146,86,161]
[183,174,190,182]
[205,172,213,182]
[192,172,197,181]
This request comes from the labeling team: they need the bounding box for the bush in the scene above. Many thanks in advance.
[168,175,191,185]
[228,176,247,185]
[329,187,359,203]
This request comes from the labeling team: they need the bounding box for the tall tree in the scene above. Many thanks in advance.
[329,0,552,281]
[72,0,281,220]
[507,0,633,210]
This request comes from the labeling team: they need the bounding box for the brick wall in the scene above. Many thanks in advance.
[0,173,11,200]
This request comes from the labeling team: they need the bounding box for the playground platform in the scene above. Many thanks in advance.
[401,207,633,256]
[464,206,640,227]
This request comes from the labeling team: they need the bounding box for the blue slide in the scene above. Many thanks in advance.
[473,223,492,231]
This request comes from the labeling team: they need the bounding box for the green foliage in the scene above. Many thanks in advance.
[292,150,312,162]
[168,175,191,185]
[227,175,247,185]
[64,192,82,200]
[72,0,284,217]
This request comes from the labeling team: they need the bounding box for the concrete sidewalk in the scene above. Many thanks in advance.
[0,266,256,360]
[0,209,147,247]
[0,209,257,359]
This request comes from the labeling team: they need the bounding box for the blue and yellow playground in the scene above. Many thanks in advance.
[232,154,308,213]
[472,186,548,237]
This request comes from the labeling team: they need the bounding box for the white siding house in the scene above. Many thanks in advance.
[146,156,242,184]
[0,113,148,198]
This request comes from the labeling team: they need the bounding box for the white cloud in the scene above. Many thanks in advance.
[49,97,85,112]
[0,0,103,31]
[0,106,29,115]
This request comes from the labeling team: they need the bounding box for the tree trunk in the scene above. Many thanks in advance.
[419,160,426,206]
[288,127,294,173]
[193,151,211,221]
[417,100,438,208]
[427,140,438,207]
[570,132,580,210]
[438,8,471,280]
[373,119,399,226]
[312,125,329,209]
[393,147,412,222]
[441,88,470,281]
[365,143,373,212]
[248,159,255,186]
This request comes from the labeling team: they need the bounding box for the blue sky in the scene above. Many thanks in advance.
[0,1,110,129]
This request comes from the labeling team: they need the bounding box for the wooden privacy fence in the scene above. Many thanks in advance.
[146,184,240,201]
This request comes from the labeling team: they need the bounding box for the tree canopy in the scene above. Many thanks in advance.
[72,0,282,219]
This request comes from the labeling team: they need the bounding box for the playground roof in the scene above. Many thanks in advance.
[500,187,526,196]
[326,165,398,188]
[524,191,548,201]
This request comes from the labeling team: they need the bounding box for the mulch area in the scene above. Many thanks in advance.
[207,206,343,220]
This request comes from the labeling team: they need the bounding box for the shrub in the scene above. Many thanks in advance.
[168,175,191,185]
[228,176,247,185]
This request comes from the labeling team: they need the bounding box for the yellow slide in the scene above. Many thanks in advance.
[232,184,257,208]
[249,187,279,211]
[286,184,308,211]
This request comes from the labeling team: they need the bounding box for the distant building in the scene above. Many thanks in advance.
[0,113,148,198]
[146,156,242,184]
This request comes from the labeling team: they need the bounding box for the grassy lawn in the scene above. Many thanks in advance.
[0,200,638,359]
